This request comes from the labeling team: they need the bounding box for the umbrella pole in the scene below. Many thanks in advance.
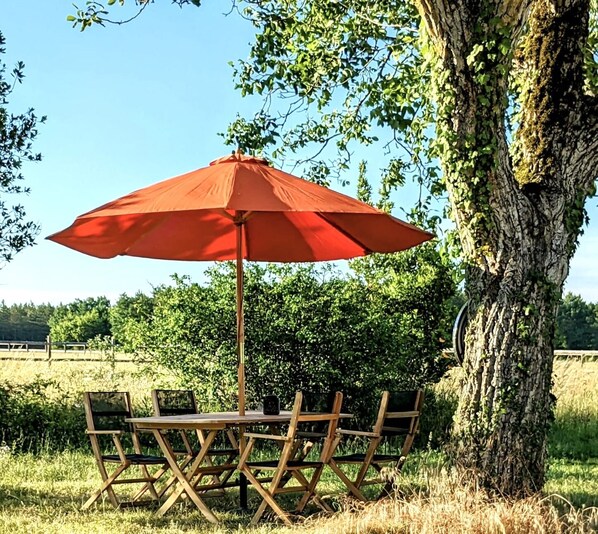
[236,221,245,416]
[236,216,249,510]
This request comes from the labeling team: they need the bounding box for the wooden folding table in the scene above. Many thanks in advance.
[126,410,295,523]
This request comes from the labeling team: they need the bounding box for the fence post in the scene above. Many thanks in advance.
[46,334,52,367]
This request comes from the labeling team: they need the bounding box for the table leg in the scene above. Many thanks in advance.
[152,428,220,523]
[240,472,248,509]
[238,424,248,509]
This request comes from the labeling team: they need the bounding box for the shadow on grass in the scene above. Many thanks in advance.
[0,480,342,531]
[546,458,598,508]
[549,409,598,461]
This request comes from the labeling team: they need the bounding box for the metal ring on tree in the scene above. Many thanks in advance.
[452,301,469,365]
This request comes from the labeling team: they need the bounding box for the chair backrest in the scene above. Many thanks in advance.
[298,391,340,437]
[301,391,338,413]
[288,391,343,460]
[374,390,424,437]
[152,389,198,416]
[83,391,133,432]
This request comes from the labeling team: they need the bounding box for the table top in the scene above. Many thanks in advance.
[127,410,295,428]
[127,410,351,429]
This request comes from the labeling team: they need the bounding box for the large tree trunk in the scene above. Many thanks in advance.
[457,218,564,495]
[415,0,598,496]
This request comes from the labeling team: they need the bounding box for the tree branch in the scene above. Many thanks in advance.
[415,1,534,62]
[497,0,535,46]
[513,0,591,189]
[415,0,471,66]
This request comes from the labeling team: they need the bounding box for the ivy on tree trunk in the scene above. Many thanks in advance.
[417,0,598,495]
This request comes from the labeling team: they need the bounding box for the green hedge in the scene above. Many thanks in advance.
[0,380,87,452]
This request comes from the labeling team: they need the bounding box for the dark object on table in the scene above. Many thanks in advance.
[262,395,280,415]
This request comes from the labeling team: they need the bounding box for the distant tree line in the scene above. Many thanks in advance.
[2,283,598,352]
[0,302,54,340]
[555,293,598,351]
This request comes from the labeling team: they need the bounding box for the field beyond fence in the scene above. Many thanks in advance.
[2,339,597,365]
[0,339,133,363]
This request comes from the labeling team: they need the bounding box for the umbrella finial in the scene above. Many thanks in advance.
[235,147,244,156]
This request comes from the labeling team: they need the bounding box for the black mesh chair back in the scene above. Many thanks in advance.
[86,391,133,433]
[299,391,339,439]
[381,390,422,437]
[151,388,239,461]
[152,389,197,416]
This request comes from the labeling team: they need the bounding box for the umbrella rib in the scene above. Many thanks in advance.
[315,213,372,254]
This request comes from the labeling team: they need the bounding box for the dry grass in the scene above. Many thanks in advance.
[283,467,598,534]
[1,451,596,534]
[552,359,598,417]
[0,358,178,407]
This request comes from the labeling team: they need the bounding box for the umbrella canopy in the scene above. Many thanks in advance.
[48,152,433,413]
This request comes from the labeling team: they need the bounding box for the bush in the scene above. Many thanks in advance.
[417,386,458,449]
[0,379,87,452]
[49,297,111,342]
[123,242,457,427]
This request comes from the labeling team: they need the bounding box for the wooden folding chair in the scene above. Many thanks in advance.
[151,389,238,492]
[328,389,424,501]
[82,391,170,510]
[238,391,343,526]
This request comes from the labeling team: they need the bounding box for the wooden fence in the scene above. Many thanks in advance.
[0,339,596,365]
[0,337,134,363]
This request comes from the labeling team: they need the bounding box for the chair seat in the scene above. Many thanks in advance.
[173,447,237,456]
[246,459,323,469]
[102,453,167,465]
[332,453,402,464]
[296,431,327,440]
[208,448,238,456]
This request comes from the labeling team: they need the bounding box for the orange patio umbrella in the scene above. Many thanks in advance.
[47,152,433,414]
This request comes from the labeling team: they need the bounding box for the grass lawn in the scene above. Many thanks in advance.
[0,450,596,533]
[0,358,596,532]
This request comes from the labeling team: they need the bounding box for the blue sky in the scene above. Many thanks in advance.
[0,1,596,305]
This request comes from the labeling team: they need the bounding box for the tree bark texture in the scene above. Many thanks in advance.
[415,0,598,496]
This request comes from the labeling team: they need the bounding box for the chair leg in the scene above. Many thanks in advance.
[137,464,160,500]
[82,463,128,510]
[295,467,329,513]
[130,462,170,502]
[157,456,192,498]
[89,455,121,508]
[243,468,292,526]
[376,458,407,500]
[378,481,395,500]
[252,490,272,523]
[207,453,237,493]
[328,459,368,501]
[154,428,220,523]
